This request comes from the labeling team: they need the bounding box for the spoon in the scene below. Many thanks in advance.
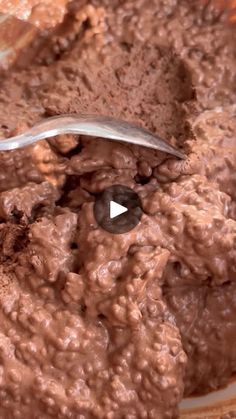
[0,114,185,158]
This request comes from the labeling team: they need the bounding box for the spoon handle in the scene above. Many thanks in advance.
[0,114,185,158]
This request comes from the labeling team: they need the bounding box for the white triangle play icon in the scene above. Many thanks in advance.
[110,200,128,219]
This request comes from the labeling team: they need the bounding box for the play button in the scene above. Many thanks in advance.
[94,185,142,234]
[110,201,128,219]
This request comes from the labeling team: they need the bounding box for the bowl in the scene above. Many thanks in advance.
[180,382,236,418]
[0,1,236,418]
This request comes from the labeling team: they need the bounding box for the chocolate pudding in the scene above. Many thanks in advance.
[0,1,235,418]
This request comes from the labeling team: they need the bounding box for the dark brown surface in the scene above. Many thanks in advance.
[0,0,235,418]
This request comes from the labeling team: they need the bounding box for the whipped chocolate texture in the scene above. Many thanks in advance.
[0,0,70,28]
[0,1,235,418]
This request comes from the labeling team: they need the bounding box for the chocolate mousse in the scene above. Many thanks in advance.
[0,0,235,418]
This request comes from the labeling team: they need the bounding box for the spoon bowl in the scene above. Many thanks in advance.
[0,114,185,159]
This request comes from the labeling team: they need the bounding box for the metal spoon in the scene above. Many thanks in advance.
[0,114,185,158]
